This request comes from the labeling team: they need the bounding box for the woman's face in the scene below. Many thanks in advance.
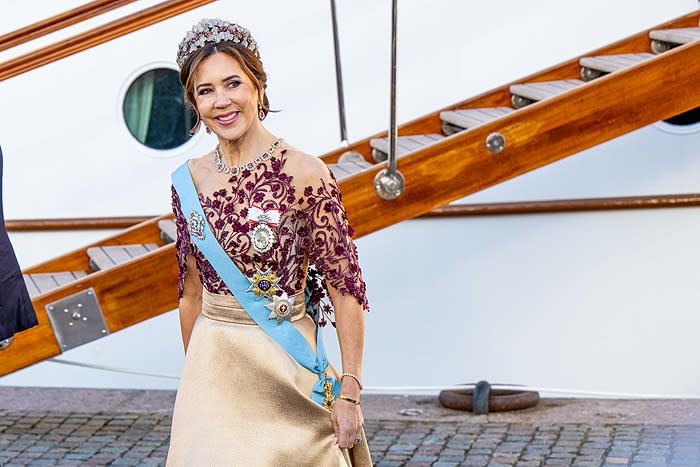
[193,52,260,142]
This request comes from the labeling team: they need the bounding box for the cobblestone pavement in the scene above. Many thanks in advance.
[1,388,700,466]
[1,411,700,466]
[366,421,700,467]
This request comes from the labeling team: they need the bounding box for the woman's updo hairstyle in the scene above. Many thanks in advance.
[176,19,271,134]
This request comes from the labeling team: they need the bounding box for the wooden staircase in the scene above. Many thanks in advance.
[3,10,700,376]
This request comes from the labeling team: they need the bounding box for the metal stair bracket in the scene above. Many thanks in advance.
[45,288,109,351]
[374,0,405,200]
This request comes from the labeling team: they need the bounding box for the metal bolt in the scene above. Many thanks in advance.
[72,312,81,320]
[68,322,74,327]
[486,132,506,154]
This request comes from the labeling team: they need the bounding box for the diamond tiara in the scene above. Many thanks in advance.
[176,18,260,68]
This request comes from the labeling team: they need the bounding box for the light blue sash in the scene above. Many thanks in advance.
[172,162,340,408]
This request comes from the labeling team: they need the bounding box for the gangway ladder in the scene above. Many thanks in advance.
[2,10,700,377]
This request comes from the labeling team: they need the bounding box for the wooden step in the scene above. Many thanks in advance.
[87,244,158,271]
[328,160,373,181]
[440,107,514,135]
[369,134,445,162]
[158,219,176,244]
[579,53,654,81]
[650,27,700,53]
[510,79,584,108]
[23,272,87,298]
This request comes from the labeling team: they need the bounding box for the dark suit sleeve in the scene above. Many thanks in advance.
[0,146,38,340]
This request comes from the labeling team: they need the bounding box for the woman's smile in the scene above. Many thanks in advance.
[215,111,239,126]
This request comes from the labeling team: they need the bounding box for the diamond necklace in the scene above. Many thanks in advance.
[215,138,283,176]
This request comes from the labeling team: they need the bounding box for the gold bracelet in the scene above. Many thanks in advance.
[337,394,361,406]
[341,372,363,390]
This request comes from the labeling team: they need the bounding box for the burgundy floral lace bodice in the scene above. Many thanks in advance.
[171,149,368,324]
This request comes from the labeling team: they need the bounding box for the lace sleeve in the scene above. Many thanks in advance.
[301,170,368,314]
[171,185,191,300]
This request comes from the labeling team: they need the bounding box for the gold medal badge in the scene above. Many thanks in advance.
[246,268,281,300]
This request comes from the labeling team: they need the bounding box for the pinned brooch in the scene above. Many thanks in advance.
[188,211,206,240]
[246,268,281,300]
[247,206,280,254]
[266,292,296,324]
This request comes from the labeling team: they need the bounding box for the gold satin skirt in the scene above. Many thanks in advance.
[167,289,372,467]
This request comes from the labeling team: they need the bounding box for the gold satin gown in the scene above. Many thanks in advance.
[167,150,372,466]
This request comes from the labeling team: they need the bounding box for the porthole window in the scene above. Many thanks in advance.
[663,106,700,126]
[123,68,195,150]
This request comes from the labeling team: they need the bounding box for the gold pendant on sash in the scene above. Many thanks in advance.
[266,292,296,324]
[246,268,281,300]
[322,371,336,411]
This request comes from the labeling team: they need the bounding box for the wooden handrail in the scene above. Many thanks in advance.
[6,192,700,232]
[0,0,215,82]
[0,0,135,53]
[424,193,700,217]
[5,216,155,232]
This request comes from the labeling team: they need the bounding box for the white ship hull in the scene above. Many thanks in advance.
[1,0,699,397]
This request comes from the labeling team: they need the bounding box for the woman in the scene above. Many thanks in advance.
[0,145,38,347]
[167,19,371,466]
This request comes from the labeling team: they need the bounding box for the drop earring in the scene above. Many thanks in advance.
[258,104,265,121]
[205,125,212,134]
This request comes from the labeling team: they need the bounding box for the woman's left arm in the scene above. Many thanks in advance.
[297,153,369,449]
[329,287,366,450]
